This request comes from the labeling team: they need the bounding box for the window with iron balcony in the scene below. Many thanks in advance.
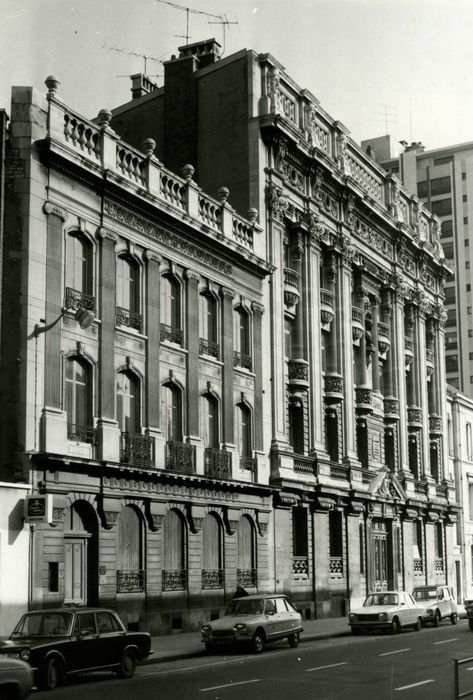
[116,255,142,332]
[160,274,182,345]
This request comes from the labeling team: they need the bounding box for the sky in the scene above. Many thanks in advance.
[1,0,473,156]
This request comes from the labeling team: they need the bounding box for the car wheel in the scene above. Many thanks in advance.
[205,641,214,653]
[413,617,422,631]
[390,618,401,635]
[288,632,300,648]
[351,627,361,636]
[450,613,458,625]
[38,656,63,691]
[433,611,440,628]
[117,650,137,679]
[251,631,265,654]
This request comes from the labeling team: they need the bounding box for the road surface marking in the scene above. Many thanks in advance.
[200,679,261,692]
[379,648,410,656]
[467,667,473,672]
[395,680,434,691]
[305,662,348,672]
[433,638,457,645]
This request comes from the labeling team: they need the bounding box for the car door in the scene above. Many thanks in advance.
[95,612,125,667]
[398,593,411,625]
[263,598,280,638]
[280,597,301,634]
[69,612,100,671]
[404,593,420,624]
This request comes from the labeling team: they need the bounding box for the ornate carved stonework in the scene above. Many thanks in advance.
[104,201,232,275]
[150,514,164,531]
[337,132,351,175]
[389,179,404,222]
[43,201,68,221]
[227,519,239,535]
[103,510,120,529]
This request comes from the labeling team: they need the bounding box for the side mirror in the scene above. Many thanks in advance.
[267,610,275,616]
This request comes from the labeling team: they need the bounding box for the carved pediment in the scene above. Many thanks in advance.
[369,469,406,501]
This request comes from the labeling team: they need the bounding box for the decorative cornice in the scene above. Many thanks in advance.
[185,269,200,282]
[251,301,265,315]
[144,250,162,264]
[221,286,236,299]
[104,200,232,275]
[96,226,118,242]
[43,201,68,222]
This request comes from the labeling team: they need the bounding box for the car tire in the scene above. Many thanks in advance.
[205,641,214,653]
[251,631,265,654]
[351,627,361,635]
[413,617,422,631]
[117,650,137,679]
[450,613,458,625]
[288,632,300,648]
[433,611,440,628]
[390,618,401,635]
[38,655,63,691]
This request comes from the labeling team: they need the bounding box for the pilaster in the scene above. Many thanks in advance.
[185,269,200,438]
[97,228,117,419]
[221,286,235,445]
[145,251,161,430]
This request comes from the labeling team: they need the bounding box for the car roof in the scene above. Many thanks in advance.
[21,608,118,614]
[413,585,440,591]
[367,591,404,595]
[231,594,289,600]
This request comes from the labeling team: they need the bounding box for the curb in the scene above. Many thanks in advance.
[140,629,351,666]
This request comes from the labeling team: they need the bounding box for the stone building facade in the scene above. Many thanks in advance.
[0,79,272,633]
[112,39,459,617]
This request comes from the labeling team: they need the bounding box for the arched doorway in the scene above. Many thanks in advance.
[64,501,98,606]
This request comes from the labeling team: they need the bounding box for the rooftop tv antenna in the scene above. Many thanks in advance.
[370,102,397,134]
[102,42,166,75]
[155,0,238,54]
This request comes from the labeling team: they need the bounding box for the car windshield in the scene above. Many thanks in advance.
[225,599,265,616]
[364,594,398,607]
[11,611,74,638]
[413,589,436,602]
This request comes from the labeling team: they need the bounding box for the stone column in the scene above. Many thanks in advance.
[339,253,357,462]
[221,287,235,446]
[43,202,67,409]
[325,252,340,377]
[417,303,430,478]
[145,252,161,431]
[437,308,449,480]
[97,228,120,461]
[307,236,326,455]
[371,299,380,393]
[290,228,305,361]
[185,270,200,438]
[252,302,264,452]
[395,294,409,474]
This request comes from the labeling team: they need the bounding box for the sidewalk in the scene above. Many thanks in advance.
[144,617,351,664]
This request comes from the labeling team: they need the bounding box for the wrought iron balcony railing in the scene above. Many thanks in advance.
[329,556,343,577]
[434,558,444,574]
[293,556,309,576]
[67,423,98,445]
[237,568,257,588]
[202,569,224,589]
[160,323,184,345]
[240,456,256,471]
[199,338,219,359]
[117,569,145,593]
[162,569,187,591]
[65,286,95,312]
[120,432,155,468]
[293,455,316,476]
[234,350,252,371]
[204,447,232,479]
[165,440,196,474]
[413,558,423,574]
[116,306,142,332]
[330,464,350,480]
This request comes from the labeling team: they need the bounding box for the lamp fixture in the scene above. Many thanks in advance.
[32,306,95,338]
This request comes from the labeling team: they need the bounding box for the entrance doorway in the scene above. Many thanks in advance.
[371,520,393,591]
[64,501,98,606]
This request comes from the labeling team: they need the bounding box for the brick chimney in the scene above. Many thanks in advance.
[178,38,221,68]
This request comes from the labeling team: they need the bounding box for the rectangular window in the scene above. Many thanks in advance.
[417,181,428,198]
[292,507,308,557]
[431,199,452,217]
[48,562,59,592]
[433,156,452,166]
[441,219,453,237]
[444,287,456,304]
[329,510,343,557]
[466,239,470,247]
[470,352,473,360]
[468,284,471,292]
[465,217,469,225]
[359,522,365,575]
[442,242,454,259]
[467,262,471,269]
[467,423,473,460]
[464,194,468,202]
[463,172,467,181]
[469,330,473,337]
[446,355,459,372]
[469,307,472,315]
[430,176,451,196]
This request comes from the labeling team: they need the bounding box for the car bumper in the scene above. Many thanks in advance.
[350,621,392,631]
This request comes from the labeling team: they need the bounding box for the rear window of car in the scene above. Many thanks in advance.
[225,599,264,616]
[96,612,122,633]
[74,613,96,636]
[413,589,436,602]
[364,593,398,606]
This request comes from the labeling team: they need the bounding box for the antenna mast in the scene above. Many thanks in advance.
[102,42,165,76]
[155,0,238,54]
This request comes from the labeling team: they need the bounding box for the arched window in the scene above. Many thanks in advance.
[236,402,252,467]
[162,384,182,442]
[161,276,180,329]
[66,232,92,295]
[116,371,140,434]
[201,393,219,448]
[202,513,223,588]
[117,506,144,592]
[237,515,256,587]
[233,306,250,356]
[162,509,187,590]
[65,358,92,439]
[116,256,139,312]
[288,402,304,454]
[199,293,218,356]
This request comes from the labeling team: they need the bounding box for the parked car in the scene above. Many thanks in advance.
[0,608,152,691]
[463,598,473,630]
[349,591,425,635]
[0,658,33,700]
[201,594,303,653]
[412,585,458,626]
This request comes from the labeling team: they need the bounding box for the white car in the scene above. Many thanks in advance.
[349,591,425,635]
[0,658,33,700]
[412,585,458,627]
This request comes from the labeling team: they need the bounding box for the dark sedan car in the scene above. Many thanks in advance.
[0,608,152,691]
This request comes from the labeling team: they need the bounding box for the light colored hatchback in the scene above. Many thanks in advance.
[201,594,303,653]
[349,591,425,635]
[412,585,458,626]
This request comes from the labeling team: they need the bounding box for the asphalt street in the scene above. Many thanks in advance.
[34,620,473,700]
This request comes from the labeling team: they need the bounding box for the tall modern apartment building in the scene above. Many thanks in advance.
[361,134,473,395]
